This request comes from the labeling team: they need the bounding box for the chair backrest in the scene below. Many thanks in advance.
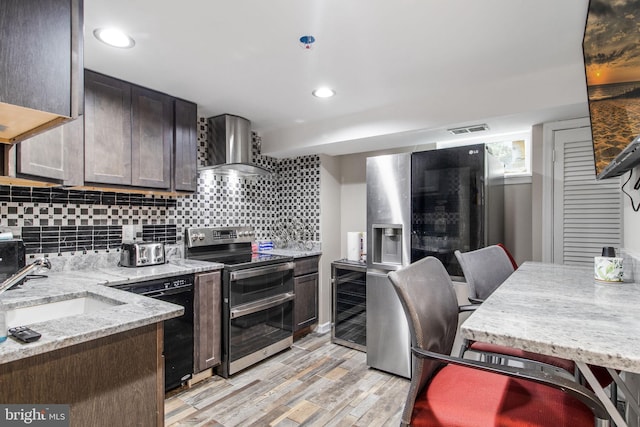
[388,257,460,425]
[455,245,515,300]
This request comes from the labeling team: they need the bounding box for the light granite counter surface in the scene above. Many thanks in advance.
[461,261,640,374]
[0,257,223,364]
[257,248,322,258]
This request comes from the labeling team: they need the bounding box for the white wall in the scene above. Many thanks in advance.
[339,153,368,258]
[318,154,342,329]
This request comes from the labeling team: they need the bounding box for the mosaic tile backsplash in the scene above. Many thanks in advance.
[0,117,321,258]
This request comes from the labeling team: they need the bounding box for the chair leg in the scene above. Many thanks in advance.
[459,338,471,358]
[596,418,611,427]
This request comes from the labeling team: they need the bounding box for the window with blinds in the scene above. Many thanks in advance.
[553,127,622,266]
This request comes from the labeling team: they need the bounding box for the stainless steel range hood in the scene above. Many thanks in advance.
[199,114,272,177]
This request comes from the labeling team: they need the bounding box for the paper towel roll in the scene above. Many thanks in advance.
[347,232,361,261]
[360,232,367,262]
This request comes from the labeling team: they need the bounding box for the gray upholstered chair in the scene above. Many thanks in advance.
[454,245,514,303]
[455,245,576,373]
[387,257,608,427]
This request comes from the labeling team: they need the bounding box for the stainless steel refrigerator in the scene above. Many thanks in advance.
[366,153,412,378]
[366,145,503,378]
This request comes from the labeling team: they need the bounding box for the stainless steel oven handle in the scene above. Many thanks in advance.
[230,292,295,319]
[229,262,295,281]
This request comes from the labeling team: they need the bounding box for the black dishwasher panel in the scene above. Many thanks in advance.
[112,274,194,392]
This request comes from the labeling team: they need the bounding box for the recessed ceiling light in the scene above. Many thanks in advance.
[312,87,335,98]
[93,28,135,48]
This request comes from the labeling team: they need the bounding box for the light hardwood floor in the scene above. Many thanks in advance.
[165,333,409,426]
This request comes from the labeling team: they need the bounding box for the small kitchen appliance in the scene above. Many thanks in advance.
[0,239,26,282]
[119,242,165,267]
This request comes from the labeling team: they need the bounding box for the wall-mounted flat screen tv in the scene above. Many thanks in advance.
[583,0,640,180]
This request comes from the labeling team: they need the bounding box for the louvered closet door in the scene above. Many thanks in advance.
[553,126,622,265]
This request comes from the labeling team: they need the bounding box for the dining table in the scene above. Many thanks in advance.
[460,261,640,427]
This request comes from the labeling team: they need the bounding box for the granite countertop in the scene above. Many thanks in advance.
[257,248,322,258]
[51,257,224,287]
[0,257,223,365]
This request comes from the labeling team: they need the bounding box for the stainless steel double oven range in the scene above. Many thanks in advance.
[185,226,294,378]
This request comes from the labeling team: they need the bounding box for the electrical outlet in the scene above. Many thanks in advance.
[122,225,135,242]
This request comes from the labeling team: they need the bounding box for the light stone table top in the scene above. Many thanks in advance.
[461,261,640,374]
[0,258,223,365]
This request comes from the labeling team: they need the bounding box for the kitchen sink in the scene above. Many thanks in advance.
[5,294,124,327]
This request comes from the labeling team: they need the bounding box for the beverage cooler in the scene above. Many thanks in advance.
[366,145,503,378]
[331,260,367,352]
[411,144,504,279]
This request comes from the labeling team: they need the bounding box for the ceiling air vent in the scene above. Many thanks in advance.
[447,124,489,135]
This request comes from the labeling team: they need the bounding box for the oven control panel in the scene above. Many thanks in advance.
[185,226,255,247]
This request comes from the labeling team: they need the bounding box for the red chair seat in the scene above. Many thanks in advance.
[412,364,594,427]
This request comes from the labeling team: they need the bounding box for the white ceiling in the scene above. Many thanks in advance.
[84,0,591,158]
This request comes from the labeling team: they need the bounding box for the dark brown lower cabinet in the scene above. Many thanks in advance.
[0,323,164,427]
[293,256,320,337]
[194,270,222,373]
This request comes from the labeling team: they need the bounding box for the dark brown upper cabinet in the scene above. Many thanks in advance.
[84,70,174,191]
[6,68,197,193]
[131,86,173,189]
[174,99,198,192]
[9,117,84,187]
[84,71,133,187]
[0,0,83,144]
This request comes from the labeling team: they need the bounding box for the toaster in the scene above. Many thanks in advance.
[120,242,165,267]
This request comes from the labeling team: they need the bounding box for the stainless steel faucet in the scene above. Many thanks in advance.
[0,258,52,296]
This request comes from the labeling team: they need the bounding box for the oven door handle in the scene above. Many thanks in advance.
[230,292,295,319]
[229,262,295,281]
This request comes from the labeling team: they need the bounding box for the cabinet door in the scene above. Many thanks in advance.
[131,86,172,189]
[0,0,82,144]
[194,270,221,372]
[84,70,132,185]
[174,99,198,192]
[294,272,319,331]
[15,116,84,186]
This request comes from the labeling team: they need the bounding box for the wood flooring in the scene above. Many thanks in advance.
[165,333,409,426]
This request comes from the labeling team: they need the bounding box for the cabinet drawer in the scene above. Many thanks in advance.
[294,256,320,276]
